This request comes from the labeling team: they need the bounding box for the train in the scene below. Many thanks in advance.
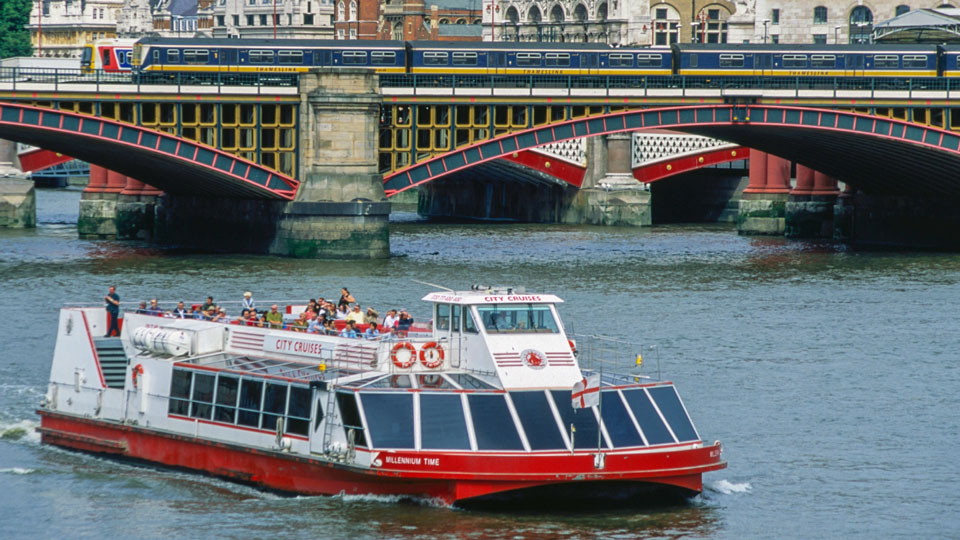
[81,38,138,73]
[122,37,960,80]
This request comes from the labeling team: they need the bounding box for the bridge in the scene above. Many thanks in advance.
[2,68,960,252]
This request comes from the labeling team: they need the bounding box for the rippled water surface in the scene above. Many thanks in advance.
[1,188,959,539]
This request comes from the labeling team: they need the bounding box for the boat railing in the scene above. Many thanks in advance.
[570,333,663,381]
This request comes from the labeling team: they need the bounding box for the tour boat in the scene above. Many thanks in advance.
[37,288,726,507]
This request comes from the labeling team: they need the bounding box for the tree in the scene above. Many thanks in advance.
[0,0,34,59]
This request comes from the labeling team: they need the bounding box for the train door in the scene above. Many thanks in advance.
[845,54,864,77]
[581,53,598,75]
[758,53,773,76]
[221,48,238,72]
[490,51,506,75]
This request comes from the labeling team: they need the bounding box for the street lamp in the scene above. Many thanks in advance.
[691,21,699,43]
[834,25,841,44]
[762,18,770,43]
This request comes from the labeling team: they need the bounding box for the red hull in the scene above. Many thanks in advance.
[38,410,725,506]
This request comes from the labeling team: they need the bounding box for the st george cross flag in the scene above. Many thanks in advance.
[571,374,601,409]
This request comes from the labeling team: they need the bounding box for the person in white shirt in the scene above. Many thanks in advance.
[242,291,255,312]
[346,304,365,325]
[382,309,398,330]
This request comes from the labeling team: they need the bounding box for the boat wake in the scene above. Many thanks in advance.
[336,492,452,509]
[706,479,752,495]
[0,419,41,445]
[0,467,36,475]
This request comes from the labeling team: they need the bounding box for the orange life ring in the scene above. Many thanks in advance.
[568,339,578,355]
[131,363,144,388]
[391,342,416,369]
[419,341,445,369]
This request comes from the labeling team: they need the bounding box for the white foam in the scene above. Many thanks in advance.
[707,479,752,495]
[0,419,41,445]
[0,468,35,475]
[336,492,451,508]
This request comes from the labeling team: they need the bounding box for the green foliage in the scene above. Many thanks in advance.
[0,0,34,59]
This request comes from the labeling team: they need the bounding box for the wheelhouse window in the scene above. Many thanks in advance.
[516,53,541,67]
[342,51,367,65]
[719,54,744,67]
[477,304,560,334]
[609,53,633,67]
[371,51,396,65]
[249,50,275,64]
[783,54,808,68]
[545,53,570,67]
[874,55,899,69]
[183,49,209,64]
[423,51,449,65]
[278,50,303,64]
[452,51,477,65]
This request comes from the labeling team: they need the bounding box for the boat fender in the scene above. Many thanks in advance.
[391,342,417,369]
[419,342,445,369]
[131,363,144,389]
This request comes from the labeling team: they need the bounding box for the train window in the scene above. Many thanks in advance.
[782,54,807,68]
[545,53,570,67]
[314,50,332,66]
[517,53,541,67]
[342,51,368,65]
[101,49,111,67]
[168,49,180,63]
[371,51,397,65]
[249,50,275,64]
[874,55,899,69]
[609,54,633,68]
[689,53,698,68]
[811,54,835,68]
[183,49,209,64]
[152,50,159,62]
[278,50,303,64]
[636,54,663,67]
[903,55,927,69]
[423,52,449,65]
[719,54,744,68]
[452,52,478,66]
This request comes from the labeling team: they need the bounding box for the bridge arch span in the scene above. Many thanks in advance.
[0,102,298,200]
[384,105,960,199]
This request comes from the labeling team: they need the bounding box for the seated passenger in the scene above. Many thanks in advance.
[335,304,349,321]
[382,309,399,330]
[290,312,308,332]
[191,305,204,320]
[364,307,379,325]
[146,298,162,316]
[136,301,148,314]
[265,304,284,329]
[363,322,380,340]
[323,319,338,335]
[346,304,365,325]
[397,309,414,332]
[173,301,188,319]
[306,317,322,334]
[339,320,358,339]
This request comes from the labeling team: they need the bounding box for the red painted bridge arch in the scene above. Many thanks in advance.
[0,102,298,199]
[384,105,960,199]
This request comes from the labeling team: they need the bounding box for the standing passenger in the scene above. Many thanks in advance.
[104,285,121,337]
[242,292,255,312]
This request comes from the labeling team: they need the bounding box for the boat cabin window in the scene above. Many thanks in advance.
[436,303,450,330]
[477,304,560,333]
[451,305,461,332]
[463,308,478,334]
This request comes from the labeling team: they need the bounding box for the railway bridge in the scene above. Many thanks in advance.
[3,69,960,253]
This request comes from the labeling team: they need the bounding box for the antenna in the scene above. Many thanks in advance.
[411,279,454,292]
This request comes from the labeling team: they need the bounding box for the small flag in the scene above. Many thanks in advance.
[572,374,600,409]
[636,353,644,367]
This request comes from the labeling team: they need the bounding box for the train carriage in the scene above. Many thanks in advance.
[81,39,137,73]
[674,43,942,78]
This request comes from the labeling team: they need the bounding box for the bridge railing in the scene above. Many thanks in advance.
[0,67,299,92]
[379,74,957,97]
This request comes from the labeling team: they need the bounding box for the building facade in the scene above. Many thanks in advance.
[209,0,334,38]
[28,0,125,57]
[378,0,482,40]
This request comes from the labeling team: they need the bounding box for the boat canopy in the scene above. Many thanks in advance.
[422,290,563,305]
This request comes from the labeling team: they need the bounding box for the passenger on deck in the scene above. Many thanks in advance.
[242,292,255,312]
[382,309,398,330]
[136,301,147,314]
[146,298,162,316]
[245,310,262,327]
[316,297,326,315]
[104,285,120,337]
[346,304,365,325]
[323,319,337,335]
[306,316,322,334]
[364,307,379,325]
[317,301,331,322]
[191,305,204,320]
[363,322,380,340]
[212,307,227,323]
[338,288,355,310]
[173,301,188,319]
[397,309,414,332]
[204,307,217,320]
[265,304,284,329]
[335,304,349,321]
[291,312,308,332]
[339,320,358,339]
[201,296,215,313]
[305,299,318,316]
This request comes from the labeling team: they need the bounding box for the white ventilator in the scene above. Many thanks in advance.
[131,326,192,356]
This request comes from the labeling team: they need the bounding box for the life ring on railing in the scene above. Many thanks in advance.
[131,363,144,389]
[568,339,578,356]
[391,342,417,369]
[419,341,445,369]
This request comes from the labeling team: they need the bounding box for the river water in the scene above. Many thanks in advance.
[1,188,958,539]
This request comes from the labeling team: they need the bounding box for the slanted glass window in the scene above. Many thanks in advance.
[420,394,470,450]
[874,55,899,69]
[336,392,367,446]
[167,49,180,63]
[278,50,303,64]
[719,54,744,68]
[446,373,495,390]
[477,304,559,334]
[436,303,450,330]
[467,395,524,450]
[286,385,311,436]
[636,54,662,67]
[545,53,570,67]
[249,50,275,64]
[783,54,807,68]
[190,373,215,420]
[214,375,239,423]
[609,53,633,67]
[423,51,449,65]
[360,393,414,448]
[238,379,263,427]
[903,55,928,68]
[371,51,396,65]
[510,391,566,450]
[601,391,645,447]
[452,52,477,65]
[262,382,288,431]
[462,308,478,334]
[169,368,192,416]
[342,51,367,65]
[811,54,835,68]
[648,386,699,442]
[622,388,674,445]
[516,53,541,67]
[183,49,209,64]
[550,390,608,450]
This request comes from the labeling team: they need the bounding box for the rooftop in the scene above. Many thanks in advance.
[873,8,960,43]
